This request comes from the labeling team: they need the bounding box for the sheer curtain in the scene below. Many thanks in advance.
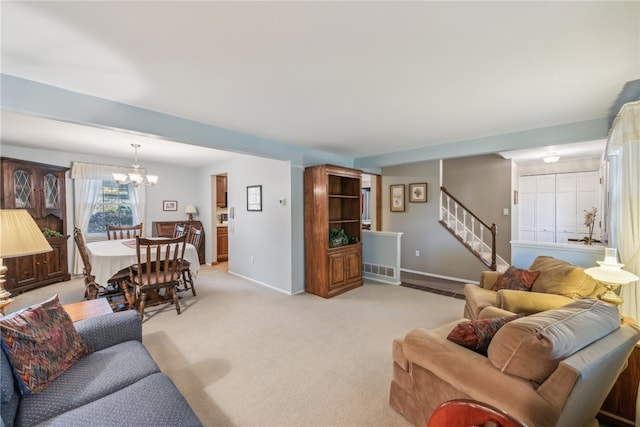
[70,162,146,274]
[606,100,640,319]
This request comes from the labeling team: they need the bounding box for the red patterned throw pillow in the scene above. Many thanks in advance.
[446,314,524,355]
[0,295,89,394]
[492,266,541,291]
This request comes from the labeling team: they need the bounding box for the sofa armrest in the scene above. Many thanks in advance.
[480,271,502,290]
[75,310,142,353]
[401,328,558,426]
[496,290,574,315]
[478,306,517,319]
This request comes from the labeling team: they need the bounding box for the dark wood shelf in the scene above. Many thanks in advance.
[305,164,363,298]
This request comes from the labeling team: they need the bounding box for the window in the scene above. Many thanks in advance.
[87,180,134,233]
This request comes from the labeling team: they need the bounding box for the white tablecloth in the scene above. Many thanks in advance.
[87,240,200,286]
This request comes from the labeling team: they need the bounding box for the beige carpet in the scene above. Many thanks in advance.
[7,265,466,427]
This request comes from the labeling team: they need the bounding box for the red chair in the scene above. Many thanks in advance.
[427,399,527,427]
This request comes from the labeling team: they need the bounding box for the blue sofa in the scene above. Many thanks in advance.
[1,311,202,427]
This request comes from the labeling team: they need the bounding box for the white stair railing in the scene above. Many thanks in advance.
[439,186,505,271]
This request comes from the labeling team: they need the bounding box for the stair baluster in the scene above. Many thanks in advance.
[438,186,506,272]
[462,211,467,242]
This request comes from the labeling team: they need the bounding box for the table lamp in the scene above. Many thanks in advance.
[0,210,53,307]
[584,248,639,307]
[184,204,197,221]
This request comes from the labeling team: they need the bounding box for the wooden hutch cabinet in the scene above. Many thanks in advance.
[1,158,70,294]
[304,164,363,298]
[152,220,205,264]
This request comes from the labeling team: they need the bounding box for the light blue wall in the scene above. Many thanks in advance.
[198,155,298,294]
[1,74,615,291]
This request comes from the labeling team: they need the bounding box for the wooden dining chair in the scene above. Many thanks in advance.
[73,227,129,310]
[130,234,187,320]
[177,226,202,296]
[106,223,143,240]
[427,399,527,427]
[73,227,100,300]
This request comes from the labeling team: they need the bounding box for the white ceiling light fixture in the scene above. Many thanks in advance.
[543,153,560,163]
[113,144,159,187]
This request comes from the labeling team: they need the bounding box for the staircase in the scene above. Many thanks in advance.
[439,187,509,272]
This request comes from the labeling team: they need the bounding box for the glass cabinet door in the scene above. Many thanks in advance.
[14,168,33,208]
[44,173,60,209]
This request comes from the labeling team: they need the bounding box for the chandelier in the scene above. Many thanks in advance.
[112,144,158,187]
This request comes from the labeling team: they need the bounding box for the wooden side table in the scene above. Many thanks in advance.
[63,298,113,322]
[598,317,640,427]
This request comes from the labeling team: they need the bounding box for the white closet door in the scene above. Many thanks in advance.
[518,176,536,241]
[555,173,577,243]
[536,175,556,242]
[576,171,601,240]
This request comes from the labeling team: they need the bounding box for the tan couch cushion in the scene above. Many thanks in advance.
[487,298,619,383]
[529,256,597,298]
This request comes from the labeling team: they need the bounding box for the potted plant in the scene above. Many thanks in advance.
[329,228,349,248]
[41,227,63,238]
[582,207,597,245]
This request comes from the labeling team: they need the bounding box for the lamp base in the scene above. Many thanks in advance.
[598,289,623,306]
[0,263,13,314]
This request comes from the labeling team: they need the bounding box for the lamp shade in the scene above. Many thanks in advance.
[585,248,639,285]
[184,204,197,214]
[0,210,52,258]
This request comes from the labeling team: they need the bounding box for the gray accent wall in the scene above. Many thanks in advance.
[381,155,514,283]
[382,161,487,283]
[443,154,513,264]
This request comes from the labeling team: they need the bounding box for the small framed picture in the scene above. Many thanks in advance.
[390,184,405,212]
[409,183,428,203]
[163,200,178,211]
[247,185,262,211]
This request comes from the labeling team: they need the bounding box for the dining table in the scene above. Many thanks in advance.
[86,239,200,287]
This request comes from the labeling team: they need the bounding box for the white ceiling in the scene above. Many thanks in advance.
[1,1,638,163]
[0,111,240,167]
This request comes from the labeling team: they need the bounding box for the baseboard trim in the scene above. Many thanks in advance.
[363,275,402,285]
[227,271,294,295]
[400,268,479,285]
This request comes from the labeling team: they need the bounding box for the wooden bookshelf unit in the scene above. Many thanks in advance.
[304,164,363,298]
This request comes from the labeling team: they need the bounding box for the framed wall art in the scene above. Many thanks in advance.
[409,183,427,203]
[163,200,178,211]
[390,184,405,212]
[247,185,262,211]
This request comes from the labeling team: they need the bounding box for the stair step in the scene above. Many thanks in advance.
[439,219,505,271]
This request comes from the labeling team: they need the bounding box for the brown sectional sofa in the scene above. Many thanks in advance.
[389,298,640,427]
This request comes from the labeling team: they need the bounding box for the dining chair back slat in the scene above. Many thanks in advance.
[106,223,143,240]
[187,227,203,251]
[173,223,188,238]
